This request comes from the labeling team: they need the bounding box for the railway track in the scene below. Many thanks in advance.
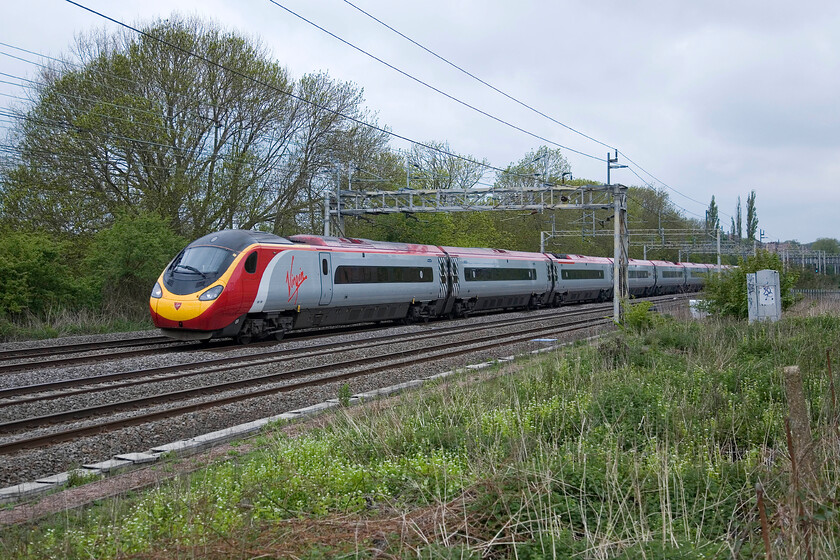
[0,293,693,488]
[0,303,624,406]
[0,307,615,455]
[0,336,196,375]
[0,293,687,376]
[0,334,175,361]
[0,318,443,375]
[0,296,681,454]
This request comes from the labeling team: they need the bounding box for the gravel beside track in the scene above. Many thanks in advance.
[0,298,694,487]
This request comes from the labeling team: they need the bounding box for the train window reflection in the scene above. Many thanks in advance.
[334,265,433,284]
[173,247,233,276]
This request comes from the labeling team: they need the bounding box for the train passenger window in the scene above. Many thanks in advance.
[322,258,330,275]
[244,252,258,274]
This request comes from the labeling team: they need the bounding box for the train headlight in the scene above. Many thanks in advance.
[151,282,163,299]
[199,285,224,301]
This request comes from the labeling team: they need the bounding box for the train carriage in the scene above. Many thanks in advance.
[440,246,553,316]
[286,235,448,326]
[150,230,293,341]
[650,260,687,295]
[682,262,715,292]
[627,258,656,297]
[551,254,614,303]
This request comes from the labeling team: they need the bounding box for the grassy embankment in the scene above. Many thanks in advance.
[2,306,840,559]
[0,305,153,342]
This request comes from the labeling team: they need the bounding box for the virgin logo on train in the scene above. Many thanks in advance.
[285,255,308,305]
[174,302,182,310]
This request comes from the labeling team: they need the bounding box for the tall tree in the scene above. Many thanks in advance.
[1,16,387,239]
[705,195,719,235]
[745,190,758,241]
[734,196,743,239]
[811,238,840,254]
[495,146,571,191]
[405,141,487,190]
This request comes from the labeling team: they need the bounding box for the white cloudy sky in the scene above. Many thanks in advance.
[2,0,838,243]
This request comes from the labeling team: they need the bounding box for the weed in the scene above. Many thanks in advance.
[337,383,352,407]
[66,469,100,488]
[621,299,658,333]
[5,315,840,559]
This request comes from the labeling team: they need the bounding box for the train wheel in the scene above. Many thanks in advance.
[235,334,253,345]
[273,330,285,342]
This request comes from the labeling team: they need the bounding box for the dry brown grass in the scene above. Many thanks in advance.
[787,297,840,317]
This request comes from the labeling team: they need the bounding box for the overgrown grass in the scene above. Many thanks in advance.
[3,313,840,558]
[0,303,153,342]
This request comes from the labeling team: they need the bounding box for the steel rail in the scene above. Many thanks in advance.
[0,305,612,403]
[0,293,689,405]
[0,307,609,419]
[0,314,613,454]
[0,338,194,375]
[0,335,173,361]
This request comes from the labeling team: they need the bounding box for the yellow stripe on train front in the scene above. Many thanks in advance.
[153,283,217,321]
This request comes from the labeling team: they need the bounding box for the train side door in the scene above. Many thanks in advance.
[318,252,333,305]
[450,257,460,299]
[438,257,448,299]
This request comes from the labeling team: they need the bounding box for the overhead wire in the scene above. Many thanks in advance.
[0,57,392,182]
[0,42,263,123]
[263,0,605,163]
[336,0,729,219]
[340,0,615,154]
[61,0,583,184]
[6,2,728,233]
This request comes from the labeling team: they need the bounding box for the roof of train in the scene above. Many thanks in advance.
[552,254,613,264]
[287,235,444,254]
[189,230,293,252]
[439,246,548,260]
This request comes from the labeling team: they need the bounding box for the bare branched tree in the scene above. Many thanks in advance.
[1,16,388,238]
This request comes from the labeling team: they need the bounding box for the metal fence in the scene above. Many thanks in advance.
[792,289,840,301]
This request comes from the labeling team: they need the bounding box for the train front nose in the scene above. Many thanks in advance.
[150,281,217,329]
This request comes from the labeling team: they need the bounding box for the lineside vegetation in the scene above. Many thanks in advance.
[1,15,732,341]
[2,311,839,558]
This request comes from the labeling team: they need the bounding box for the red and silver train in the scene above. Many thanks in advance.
[150,230,716,343]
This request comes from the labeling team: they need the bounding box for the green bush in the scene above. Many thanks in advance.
[85,211,186,304]
[701,250,798,318]
[0,231,90,315]
[621,299,659,333]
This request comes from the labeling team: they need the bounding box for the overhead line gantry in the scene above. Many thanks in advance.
[326,182,630,323]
